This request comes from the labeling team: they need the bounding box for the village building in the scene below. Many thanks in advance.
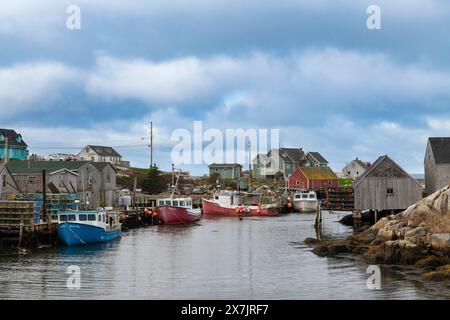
[0,164,19,199]
[77,145,128,167]
[5,161,116,208]
[353,155,422,212]
[341,158,369,179]
[0,128,29,161]
[288,167,339,190]
[253,148,329,180]
[424,137,450,195]
[93,162,117,208]
[208,163,242,180]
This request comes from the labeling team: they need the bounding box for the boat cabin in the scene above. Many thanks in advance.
[58,209,120,231]
[212,193,243,207]
[157,198,193,208]
[294,190,317,201]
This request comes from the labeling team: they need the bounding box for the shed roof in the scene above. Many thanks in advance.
[93,162,117,173]
[299,166,337,180]
[0,128,28,148]
[428,137,450,164]
[6,160,91,174]
[353,155,421,188]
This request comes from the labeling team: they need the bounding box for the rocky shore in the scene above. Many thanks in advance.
[306,185,450,282]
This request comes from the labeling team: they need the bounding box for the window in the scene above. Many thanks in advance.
[68,215,77,221]
[98,215,102,222]
[186,201,192,207]
[309,195,315,199]
[173,200,179,206]
[179,201,185,206]
[79,214,87,221]
[60,215,68,221]
[302,195,308,199]
[88,214,96,221]
[214,196,219,200]
[28,176,36,185]
[2,175,6,187]
[387,188,394,195]
[158,200,164,206]
[106,174,111,183]
[165,200,171,205]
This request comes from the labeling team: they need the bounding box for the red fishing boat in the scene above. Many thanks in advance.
[202,191,280,216]
[156,197,202,225]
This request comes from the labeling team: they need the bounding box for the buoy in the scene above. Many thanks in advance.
[287,202,292,208]
[152,211,158,218]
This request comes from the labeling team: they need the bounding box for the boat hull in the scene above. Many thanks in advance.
[156,205,202,225]
[202,199,279,216]
[293,200,319,212]
[57,222,121,246]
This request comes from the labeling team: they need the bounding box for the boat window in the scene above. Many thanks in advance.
[59,214,68,222]
[98,214,102,222]
[68,214,76,221]
[165,200,171,205]
[179,201,185,206]
[214,196,219,200]
[295,195,301,199]
[309,195,315,199]
[79,214,87,221]
[302,195,308,199]
[173,200,179,206]
[186,201,192,207]
[158,200,164,206]
[88,214,96,221]
[103,215,105,223]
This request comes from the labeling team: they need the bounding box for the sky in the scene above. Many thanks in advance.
[1,0,450,175]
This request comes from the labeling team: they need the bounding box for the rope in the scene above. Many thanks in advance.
[64,221,86,244]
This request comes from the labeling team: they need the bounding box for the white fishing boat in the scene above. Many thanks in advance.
[293,190,319,212]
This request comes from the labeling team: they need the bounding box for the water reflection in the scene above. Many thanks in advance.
[0,211,448,299]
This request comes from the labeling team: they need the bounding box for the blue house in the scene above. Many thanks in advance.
[0,129,29,161]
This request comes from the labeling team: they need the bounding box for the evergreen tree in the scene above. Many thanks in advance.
[142,164,167,194]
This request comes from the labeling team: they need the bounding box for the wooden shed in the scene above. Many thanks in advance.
[353,155,422,211]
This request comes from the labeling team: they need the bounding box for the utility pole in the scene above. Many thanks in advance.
[149,122,153,168]
[248,140,251,191]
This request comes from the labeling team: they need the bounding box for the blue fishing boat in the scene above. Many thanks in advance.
[57,209,122,246]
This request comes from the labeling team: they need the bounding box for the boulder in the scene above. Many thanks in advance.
[304,237,320,245]
[422,265,450,281]
[430,233,450,251]
[415,255,449,269]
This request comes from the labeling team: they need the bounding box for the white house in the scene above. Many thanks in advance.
[77,145,123,166]
[342,158,369,179]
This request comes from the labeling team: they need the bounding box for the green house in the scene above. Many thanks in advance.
[208,163,243,180]
[0,129,29,161]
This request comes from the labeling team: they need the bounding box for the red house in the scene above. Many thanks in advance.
[288,167,339,190]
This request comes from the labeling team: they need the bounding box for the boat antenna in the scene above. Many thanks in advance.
[171,166,181,199]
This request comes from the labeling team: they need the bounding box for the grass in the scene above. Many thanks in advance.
[339,178,354,187]
[131,167,150,174]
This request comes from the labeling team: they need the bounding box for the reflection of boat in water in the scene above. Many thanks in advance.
[293,190,319,212]
[57,209,122,246]
[202,191,280,216]
[156,197,202,224]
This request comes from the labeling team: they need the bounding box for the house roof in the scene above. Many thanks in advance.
[353,158,369,169]
[0,128,28,148]
[298,166,337,180]
[93,162,117,173]
[6,160,91,174]
[428,137,450,164]
[306,152,328,165]
[353,155,421,188]
[208,163,243,168]
[269,148,304,163]
[86,145,122,158]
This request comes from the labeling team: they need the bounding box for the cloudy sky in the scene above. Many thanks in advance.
[1,0,450,175]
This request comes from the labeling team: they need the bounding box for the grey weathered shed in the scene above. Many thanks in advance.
[425,137,450,195]
[353,155,422,211]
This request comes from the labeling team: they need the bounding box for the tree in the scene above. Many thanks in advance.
[208,172,220,186]
[142,164,167,194]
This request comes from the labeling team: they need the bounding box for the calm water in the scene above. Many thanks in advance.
[0,212,449,300]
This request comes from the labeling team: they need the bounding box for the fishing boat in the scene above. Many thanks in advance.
[202,191,280,216]
[155,166,202,225]
[155,197,202,224]
[57,209,122,246]
[293,190,319,212]
[202,191,246,216]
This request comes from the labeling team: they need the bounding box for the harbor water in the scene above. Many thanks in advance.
[0,212,449,300]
